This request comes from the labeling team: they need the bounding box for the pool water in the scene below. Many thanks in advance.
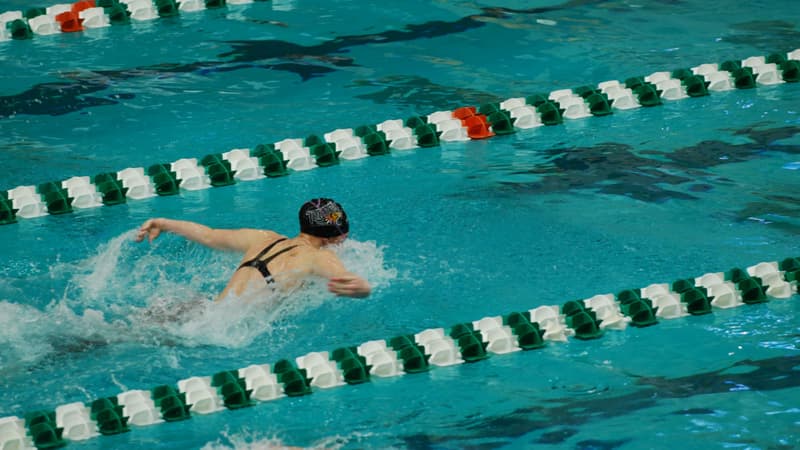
[1,0,799,449]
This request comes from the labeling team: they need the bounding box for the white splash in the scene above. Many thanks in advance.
[200,428,354,450]
[0,230,397,369]
[0,298,124,376]
[329,238,398,292]
[72,230,135,303]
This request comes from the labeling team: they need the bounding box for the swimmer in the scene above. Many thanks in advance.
[135,198,371,301]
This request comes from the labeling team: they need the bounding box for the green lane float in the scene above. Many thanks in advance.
[2,49,798,227]
[1,257,797,449]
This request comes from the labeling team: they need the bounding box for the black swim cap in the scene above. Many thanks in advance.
[299,198,349,238]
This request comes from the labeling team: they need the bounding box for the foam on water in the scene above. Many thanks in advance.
[0,296,126,379]
[328,239,398,292]
[199,428,364,450]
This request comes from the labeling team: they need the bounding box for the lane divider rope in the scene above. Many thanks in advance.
[1,48,799,226]
[0,0,267,40]
[1,257,798,449]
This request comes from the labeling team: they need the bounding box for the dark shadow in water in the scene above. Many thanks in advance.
[351,75,504,112]
[460,124,800,231]
[0,0,602,118]
[0,82,131,117]
[722,20,800,53]
[401,354,800,449]
[216,0,605,63]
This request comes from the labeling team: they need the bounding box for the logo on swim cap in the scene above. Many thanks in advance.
[305,203,343,227]
[299,198,349,238]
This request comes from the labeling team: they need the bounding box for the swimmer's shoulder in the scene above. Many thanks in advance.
[238,231,290,259]
[249,230,288,247]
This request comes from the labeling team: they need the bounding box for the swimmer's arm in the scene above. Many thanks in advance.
[136,218,275,252]
[313,249,371,298]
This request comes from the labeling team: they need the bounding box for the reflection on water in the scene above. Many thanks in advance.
[400,353,800,448]
[450,124,800,234]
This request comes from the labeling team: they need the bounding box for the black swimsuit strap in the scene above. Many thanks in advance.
[255,245,299,280]
[239,238,287,268]
[258,245,298,266]
[237,238,298,282]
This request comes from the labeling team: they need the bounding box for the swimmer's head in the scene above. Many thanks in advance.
[299,198,349,239]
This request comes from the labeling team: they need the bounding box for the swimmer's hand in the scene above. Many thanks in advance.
[135,218,164,243]
[328,275,371,298]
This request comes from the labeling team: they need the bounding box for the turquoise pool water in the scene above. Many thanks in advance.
[1,0,799,449]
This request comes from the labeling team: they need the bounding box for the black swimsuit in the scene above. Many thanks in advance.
[237,238,298,284]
